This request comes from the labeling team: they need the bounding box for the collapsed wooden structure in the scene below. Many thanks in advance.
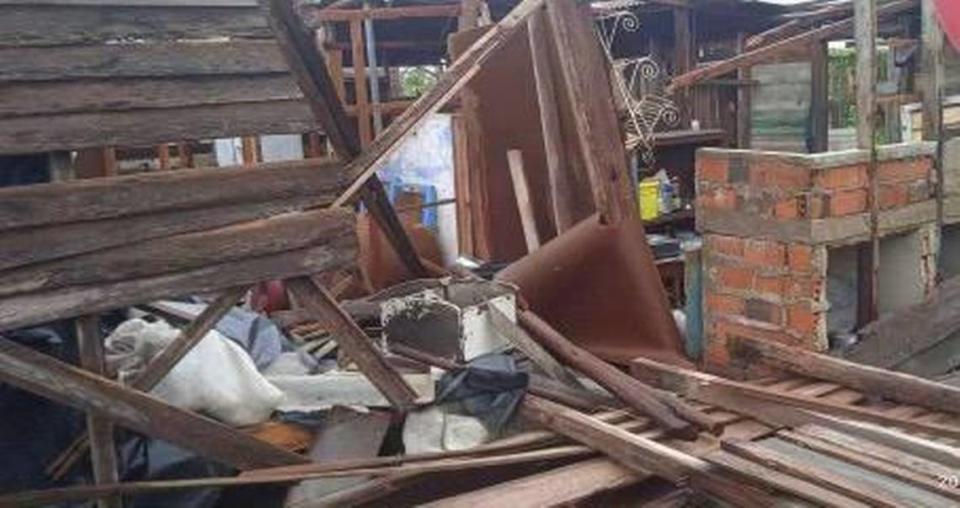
[3,0,960,506]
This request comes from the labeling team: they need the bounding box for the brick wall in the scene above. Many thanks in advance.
[696,144,935,375]
[698,152,933,222]
[703,234,827,371]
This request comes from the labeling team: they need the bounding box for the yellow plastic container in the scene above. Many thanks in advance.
[638,180,660,220]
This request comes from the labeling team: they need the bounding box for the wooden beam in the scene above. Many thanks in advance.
[545,0,635,224]
[519,310,713,439]
[331,0,547,208]
[920,0,946,244]
[260,0,427,279]
[75,315,121,508]
[630,357,960,441]
[668,0,919,92]
[286,277,418,410]
[0,337,306,471]
[735,33,752,149]
[729,336,960,415]
[527,7,575,232]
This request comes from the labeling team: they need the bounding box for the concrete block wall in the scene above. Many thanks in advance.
[696,143,937,374]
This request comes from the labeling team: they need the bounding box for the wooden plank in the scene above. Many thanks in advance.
[0,209,352,297]
[724,438,955,507]
[735,32,752,148]
[777,430,960,501]
[0,75,300,117]
[0,232,358,332]
[667,0,920,92]
[0,157,344,232]
[730,336,960,415]
[519,310,708,439]
[506,150,541,253]
[545,0,635,224]
[0,99,316,154]
[286,277,418,410]
[630,357,960,441]
[796,425,958,479]
[0,337,306,471]
[0,196,328,273]
[848,276,960,368]
[51,287,249,481]
[703,450,871,508]
[0,4,270,47]
[0,0,258,6]
[518,395,701,483]
[0,41,286,81]
[331,0,547,208]
[75,315,121,508]
[422,458,639,508]
[527,7,575,233]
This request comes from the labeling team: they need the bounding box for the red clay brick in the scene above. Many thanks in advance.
[699,188,738,210]
[714,266,753,290]
[879,184,909,210]
[706,293,744,315]
[749,160,812,191]
[774,198,800,219]
[787,302,819,335]
[744,239,786,267]
[698,157,729,184]
[754,275,785,297]
[878,159,931,183]
[828,189,868,216]
[708,235,745,258]
[787,244,813,272]
[744,298,782,325]
[814,164,867,190]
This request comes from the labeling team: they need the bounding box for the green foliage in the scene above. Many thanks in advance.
[828,45,893,130]
[400,66,439,98]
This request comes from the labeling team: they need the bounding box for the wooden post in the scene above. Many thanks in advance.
[810,40,830,153]
[920,0,945,266]
[350,18,373,147]
[157,144,171,170]
[506,150,540,253]
[528,8,576,233]
[736,32,753,149]
[75,315,121,508]
[855,0,879,327]
[241,137,259,166]
[673,7,694,127]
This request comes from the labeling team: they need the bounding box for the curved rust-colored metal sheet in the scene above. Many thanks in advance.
[497,215,689,366]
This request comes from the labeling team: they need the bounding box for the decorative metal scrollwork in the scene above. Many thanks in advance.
[593,5,680,169]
